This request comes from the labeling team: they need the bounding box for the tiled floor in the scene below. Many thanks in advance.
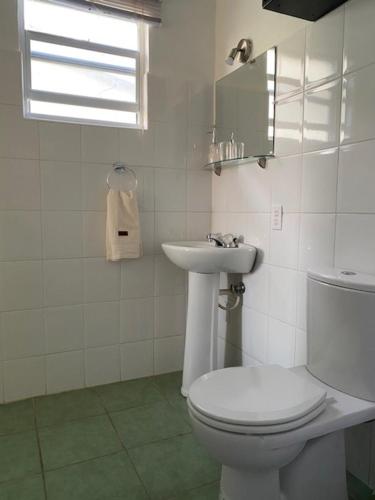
[0,370,364,500]
[0,372,220,500]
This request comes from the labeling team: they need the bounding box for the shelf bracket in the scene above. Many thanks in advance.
[257,157,267,169]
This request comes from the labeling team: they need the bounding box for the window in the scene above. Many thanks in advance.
[19,0,149,128]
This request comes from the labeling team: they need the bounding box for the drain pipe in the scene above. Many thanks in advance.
[218,282,246,311]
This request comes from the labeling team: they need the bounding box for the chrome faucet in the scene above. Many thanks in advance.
[207,233,241,248]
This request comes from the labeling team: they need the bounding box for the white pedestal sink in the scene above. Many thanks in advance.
[162,241,257,396]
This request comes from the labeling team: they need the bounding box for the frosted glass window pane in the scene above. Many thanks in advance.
[25,0,138,50]
[31,59,136,103]
[30,41,136,71]
[29,100,137,125]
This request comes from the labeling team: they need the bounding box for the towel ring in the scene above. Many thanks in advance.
[107,162,138,192]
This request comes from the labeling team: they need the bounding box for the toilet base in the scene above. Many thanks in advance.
[217,430,348,500]
[280,430,348,500]
[220,466,281,500]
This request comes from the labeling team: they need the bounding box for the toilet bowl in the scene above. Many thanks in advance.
[187,268,375,500]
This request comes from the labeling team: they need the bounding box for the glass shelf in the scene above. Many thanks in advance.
[203,155,274,176]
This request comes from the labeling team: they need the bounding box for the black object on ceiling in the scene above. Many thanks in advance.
[262,0,348,21]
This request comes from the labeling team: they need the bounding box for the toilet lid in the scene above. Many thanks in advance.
[188,365,327,426]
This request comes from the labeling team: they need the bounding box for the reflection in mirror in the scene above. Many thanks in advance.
[214,47,276,165]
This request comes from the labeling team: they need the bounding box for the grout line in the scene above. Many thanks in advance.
[32,397,48,500]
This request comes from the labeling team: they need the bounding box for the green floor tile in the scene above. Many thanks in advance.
[152,372,183,401]
[0,399,35,436]
[111,401,191,448]
[39,414,122,470]
[169,482,220,500]
[94,377,164,412]
[0,431,41,483]
[45,451,148,500]
[347,472,375,500]
[168,395,190,423]
[35,389,105,427]
[0,474,45,499]
[129,433,220,500]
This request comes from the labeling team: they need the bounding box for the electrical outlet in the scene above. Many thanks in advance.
[271,205,283,230]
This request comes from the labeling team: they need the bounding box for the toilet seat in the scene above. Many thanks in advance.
[188,365,327,434]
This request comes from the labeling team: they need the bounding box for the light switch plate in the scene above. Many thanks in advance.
[271,204,283,230]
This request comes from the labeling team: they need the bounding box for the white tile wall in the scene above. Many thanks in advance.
[213,0,375,485]
[0,0,214,401]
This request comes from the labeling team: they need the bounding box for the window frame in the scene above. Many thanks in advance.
[19,0,149,129]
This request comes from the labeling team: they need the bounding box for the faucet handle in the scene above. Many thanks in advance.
[207,232,222,241]
[222,234,243,248]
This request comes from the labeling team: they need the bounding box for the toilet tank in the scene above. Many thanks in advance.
[307,267,375,401]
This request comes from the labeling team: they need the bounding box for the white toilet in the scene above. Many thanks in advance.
[187,268,375,500]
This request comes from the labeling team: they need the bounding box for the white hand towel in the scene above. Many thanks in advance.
[106,189,142,261]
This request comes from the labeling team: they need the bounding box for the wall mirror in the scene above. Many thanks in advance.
[212,46,276,171]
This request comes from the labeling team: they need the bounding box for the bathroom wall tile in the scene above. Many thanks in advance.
[187,171,212,212]
[41,161,82,211]
[154,120,187,169]
[4,357,46,402]
[0,105,39,159]
[269,214,300,269]
[154,335,185,374]
[0,211,42,261]
[155,212,186,253]
[0,50,22,105]
[0,159,40,210]
[343,0,375,74]
[301,148,338,213]
[83,258,120,303]
[335,214,375,273]
[242,308,268,364]
[0,0,19,51]
[43,259,83,307]
[44,306,84,354]
[187,212,211,241]
[154,254,186,297]
[188,80,213,127]
[155,169,186,211]
[82,163,110,211]
[2,310,45,360]
[85,345,121,387]
[119,127,155,166]
[46,351,84,394]
[298,214,336,271]
[83,212,106,258]
[276,29,306,98]
[303,79,341,153]
[242,214,270,265]
[121,256,154,299]
[132,167,154,212]
[139,212,155,256]
[154,295,186,338]
[217,338,243,369]
[274,94,303,156]
[42,211,83,259]
[121,340,154,381]
[39,122,81,162]
[1,261,43,311]
[270,155,302,213]
[187,124,211,170]
[267,319,296,368]
[84,301,120,348]
[338,140,375,213]
[148,75,188,124]
[120,298,154,342]
[295,328,307,366]
[305,7,344,86]
[341,65,375,144]
[296,272,308,332]
[243,264,269,315]
[81,126,119,164]
[269,266,298,325]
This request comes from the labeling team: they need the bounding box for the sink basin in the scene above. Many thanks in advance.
[162,241,257,274]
